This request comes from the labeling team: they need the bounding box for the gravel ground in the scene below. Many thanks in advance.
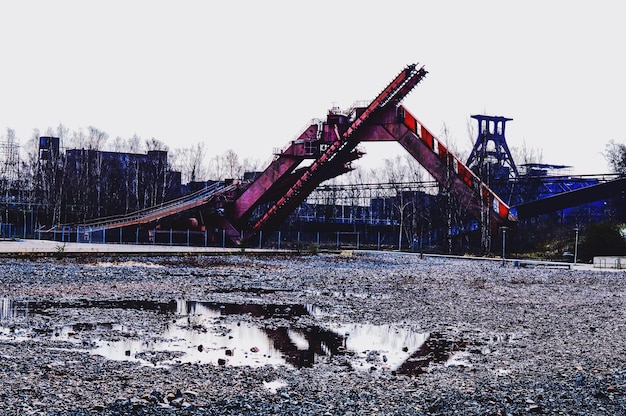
[0,251,625,415]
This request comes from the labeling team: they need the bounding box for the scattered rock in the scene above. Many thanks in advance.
[0,253,624,414]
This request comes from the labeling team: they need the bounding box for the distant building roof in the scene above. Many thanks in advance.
[520,163,572,170]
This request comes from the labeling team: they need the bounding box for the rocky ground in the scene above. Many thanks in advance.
[0,251,625,415]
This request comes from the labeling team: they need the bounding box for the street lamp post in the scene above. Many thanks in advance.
[574,226,579,265]
[500,226,509,267]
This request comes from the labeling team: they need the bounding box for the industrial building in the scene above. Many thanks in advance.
[1,63,624,256]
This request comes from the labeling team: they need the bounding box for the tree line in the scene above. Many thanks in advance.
[0,124,266,227]
[1,120,622,239]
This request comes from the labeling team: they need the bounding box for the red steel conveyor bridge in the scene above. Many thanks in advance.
[227,63,515,243]
[60,63,516,244]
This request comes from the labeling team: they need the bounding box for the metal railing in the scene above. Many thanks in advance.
[42,182,234,233]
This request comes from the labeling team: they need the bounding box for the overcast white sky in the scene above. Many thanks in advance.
[1,1,624,175]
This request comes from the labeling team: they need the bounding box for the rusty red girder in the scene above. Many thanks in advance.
[62,63,514,244]
[398,107,515,225]
[227,62,516,244]
[247,64,428,235]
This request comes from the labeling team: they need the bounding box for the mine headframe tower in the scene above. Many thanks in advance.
[466,115,519,202]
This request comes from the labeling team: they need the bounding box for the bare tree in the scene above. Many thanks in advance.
[383,155,408,184]
[172,142,209,183]
[223,149,242,180]
[207,154,224,181]
[68,128,87,149]
[241,156,263,176]
[466,117,476,150]
[381,156,409,250]
[439,124,461,254]
[189,143,208,183]
[83,127,108,216]
[603,140,626,175]
[55,124,70,147]
[110,136,125,152]
[145,137,168,152]
[511,139,544,170]
[127,134,142,153]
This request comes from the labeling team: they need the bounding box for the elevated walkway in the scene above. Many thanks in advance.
[44,182,236,233]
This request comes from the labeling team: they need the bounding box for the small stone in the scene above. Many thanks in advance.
[184,390,198,398]
[170,397,184,408]
[130,398,148,409]
[575,373,585,386]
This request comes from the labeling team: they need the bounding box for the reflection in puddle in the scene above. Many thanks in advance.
[1,297,29,321]
[331,323,430,370]
[0,298,466,374]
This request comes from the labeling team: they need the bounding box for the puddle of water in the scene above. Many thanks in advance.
[0,298,466,374]
[394,331,467,375]
[331,323,430,370]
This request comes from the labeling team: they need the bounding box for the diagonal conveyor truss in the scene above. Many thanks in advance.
[234,62,516,243]
[396,106,515,226]
[249,64,429,234]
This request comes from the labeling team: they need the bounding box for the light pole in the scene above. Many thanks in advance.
[500,226,509,267]
[574,226,579,265]
[397,200,413,252]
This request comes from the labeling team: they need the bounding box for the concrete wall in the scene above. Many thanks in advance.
[593,256,626,269]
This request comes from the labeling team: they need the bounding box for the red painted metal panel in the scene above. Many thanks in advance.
[404,111,417,133]
[458,164,473,188]
[497,197,510,219]
[401,106,514,225]
[438,144,449,165]
[420,125,433,149]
